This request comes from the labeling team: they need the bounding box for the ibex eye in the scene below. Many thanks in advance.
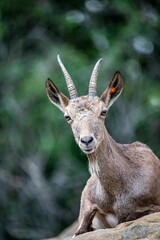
[100,110,107,117]
[65,115,72,123]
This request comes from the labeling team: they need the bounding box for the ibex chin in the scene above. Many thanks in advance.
[45,55,160,237]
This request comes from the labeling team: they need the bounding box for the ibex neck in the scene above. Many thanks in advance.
[87,129,126,191]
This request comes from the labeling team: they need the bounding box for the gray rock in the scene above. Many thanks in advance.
[47,212,160,240]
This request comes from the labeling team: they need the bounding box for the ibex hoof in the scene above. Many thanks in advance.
[73,226,95,237]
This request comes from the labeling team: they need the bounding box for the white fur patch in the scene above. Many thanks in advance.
[89,157,100,176]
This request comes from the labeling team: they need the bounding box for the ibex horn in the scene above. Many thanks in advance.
[57,55,78,99]
[88,58,103,96]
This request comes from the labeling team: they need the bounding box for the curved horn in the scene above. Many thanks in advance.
[88,58,103,96]
[57,55,78,99]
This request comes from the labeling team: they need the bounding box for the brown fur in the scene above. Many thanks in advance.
[45,59,160,237]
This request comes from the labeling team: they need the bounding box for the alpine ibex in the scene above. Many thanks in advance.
[45,55,160,237]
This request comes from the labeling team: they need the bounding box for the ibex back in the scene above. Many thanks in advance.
[45,55,160,237]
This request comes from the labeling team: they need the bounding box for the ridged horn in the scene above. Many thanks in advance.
[88,58,103,96]
[57,55,78,99]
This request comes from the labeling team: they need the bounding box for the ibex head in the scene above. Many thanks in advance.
[46,55,123,154]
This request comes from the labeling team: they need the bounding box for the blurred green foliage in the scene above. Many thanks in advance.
[0,0,160,239]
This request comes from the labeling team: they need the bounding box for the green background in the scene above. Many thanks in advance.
[0,0,160,239]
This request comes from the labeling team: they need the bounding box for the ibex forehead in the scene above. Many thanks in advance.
[65,95,105,116]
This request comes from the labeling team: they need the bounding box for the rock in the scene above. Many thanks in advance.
[47,212,160,240]
[74,213,160,240]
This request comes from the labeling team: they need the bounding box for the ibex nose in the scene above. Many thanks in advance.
[80,136,94,146]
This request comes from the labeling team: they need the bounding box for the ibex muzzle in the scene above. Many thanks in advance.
[76,113,98,154]
[80,136,94,149]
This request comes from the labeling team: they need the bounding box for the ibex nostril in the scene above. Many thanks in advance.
[81,136,94,146]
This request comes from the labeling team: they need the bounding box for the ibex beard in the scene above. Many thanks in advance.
[45,55,160,237]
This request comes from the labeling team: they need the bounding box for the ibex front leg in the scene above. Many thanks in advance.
[73,199,97,237]
[73,178,98,237]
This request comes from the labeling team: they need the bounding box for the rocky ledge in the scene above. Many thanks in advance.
[49,212,160,240]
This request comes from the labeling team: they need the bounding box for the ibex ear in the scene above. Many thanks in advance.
[100,71,123,110]
[46,78,69,112]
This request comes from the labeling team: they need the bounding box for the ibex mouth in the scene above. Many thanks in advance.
[83,148,95,154]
